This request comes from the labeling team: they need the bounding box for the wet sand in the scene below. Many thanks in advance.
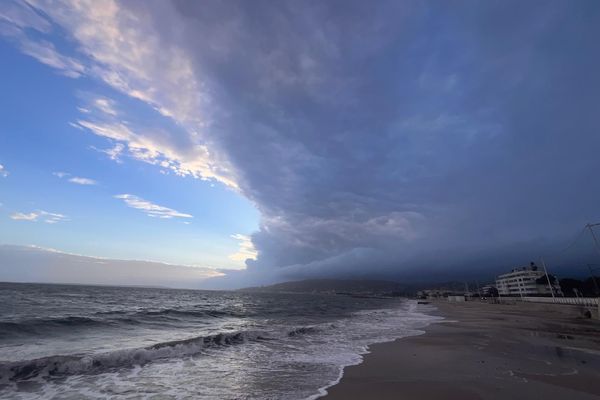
[323,300,600,400]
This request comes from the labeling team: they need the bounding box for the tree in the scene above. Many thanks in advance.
[559,278,584,297]
[536,274,557,285]
[559,277,600,297]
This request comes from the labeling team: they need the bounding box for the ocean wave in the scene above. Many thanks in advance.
[288,326,320,336]
[93,308,247,320]
[0,324,323,382]
[135,308,243,319]
[0,308,246,337]
[0,316,107,336]
[0,330,267,382]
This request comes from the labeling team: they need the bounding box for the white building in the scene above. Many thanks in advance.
[496,263,562,297]
[480,285,497,297]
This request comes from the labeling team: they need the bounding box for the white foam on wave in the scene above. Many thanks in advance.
[2,299,442,400]
[305,300,442,400]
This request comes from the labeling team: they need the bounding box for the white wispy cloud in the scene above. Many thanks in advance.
[18,37,85,78]
[74,117,238,187]
[114,194,193,219]
[91,143,124,162]
[10,210,68,223]
[53,171,97,185]
[0,1,85,79]
[68,177,97,185]
[0,164,8,177]
[52,171,69,178]
[228,234,258,263]
[10,212,37,221]
[0,1,51,33]
[1,0,238,189]
[51,0,204,125]
[93,97,117,116]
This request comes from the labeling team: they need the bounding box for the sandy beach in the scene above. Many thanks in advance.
[323,300,600,400]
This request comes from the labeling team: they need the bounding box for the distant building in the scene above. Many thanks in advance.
[417,289,445,299]
[417,288,470,300]
[496,263,562,297]
[480,285,497,297]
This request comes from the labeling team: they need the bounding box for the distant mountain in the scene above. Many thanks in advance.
[239,278,407,295]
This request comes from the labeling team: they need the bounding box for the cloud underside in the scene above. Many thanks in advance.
[3,0,600,286]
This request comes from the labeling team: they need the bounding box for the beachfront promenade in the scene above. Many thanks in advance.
[498,295,598,306]
[497,296,600,319]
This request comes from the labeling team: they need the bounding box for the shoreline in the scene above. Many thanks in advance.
[308,300,441,400]
[321,300,600,400]
[309,300,441,400]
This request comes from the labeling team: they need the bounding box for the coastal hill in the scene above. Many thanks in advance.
[239,279,407,295]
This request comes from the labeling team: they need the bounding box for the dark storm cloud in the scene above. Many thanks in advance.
[153,0,600,285]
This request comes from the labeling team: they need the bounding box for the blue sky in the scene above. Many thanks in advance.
[1,0,600,288]
[0,32,259,270]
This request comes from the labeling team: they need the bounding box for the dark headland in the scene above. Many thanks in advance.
[239,278,407,295]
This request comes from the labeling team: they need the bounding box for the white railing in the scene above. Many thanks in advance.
[498,296,599,307]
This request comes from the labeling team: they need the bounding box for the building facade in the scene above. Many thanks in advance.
[496,264,562,297]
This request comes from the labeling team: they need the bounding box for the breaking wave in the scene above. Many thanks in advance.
[0,325,327,382]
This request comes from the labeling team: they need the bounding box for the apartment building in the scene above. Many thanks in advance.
[496,263,562,297]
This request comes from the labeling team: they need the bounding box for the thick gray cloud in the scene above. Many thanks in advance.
[158,0,600,285]
[7,1,600,287]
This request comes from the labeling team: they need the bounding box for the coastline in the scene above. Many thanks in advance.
[322,300,600,400]
[308,300,442,400]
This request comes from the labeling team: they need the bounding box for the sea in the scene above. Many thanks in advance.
[0,282,440,399]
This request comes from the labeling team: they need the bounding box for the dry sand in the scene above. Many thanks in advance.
[323,300,600,400]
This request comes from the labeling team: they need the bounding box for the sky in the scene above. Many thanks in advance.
[1,0,600,289]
